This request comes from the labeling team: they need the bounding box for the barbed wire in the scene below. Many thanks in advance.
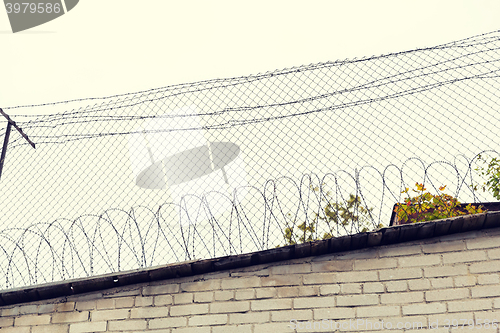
[0,153,497,289]
[4,29,498,113]
[0,30,499,290]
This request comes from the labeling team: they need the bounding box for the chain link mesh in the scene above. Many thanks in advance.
[1,30,499,289]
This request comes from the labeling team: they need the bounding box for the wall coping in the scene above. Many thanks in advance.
[1,211,500,307]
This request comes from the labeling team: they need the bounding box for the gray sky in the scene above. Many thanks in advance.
[1,0,499,228]
[1,0,499,229]
[1,0,499,110]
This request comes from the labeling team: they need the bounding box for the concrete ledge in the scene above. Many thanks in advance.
[0,211,498,306]
[213,253,253,271]
[484,211,500,229]
[366,230,383,247]
[310,238,329,256]
[330,234,351,252]
[294,242,312,258]
[380,226,399,245]
[350,232,368,250]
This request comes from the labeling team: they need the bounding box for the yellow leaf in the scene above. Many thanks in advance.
[416,183,425,191]
[439,185,447,191]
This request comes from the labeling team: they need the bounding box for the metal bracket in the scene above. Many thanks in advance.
[0,108,36,180]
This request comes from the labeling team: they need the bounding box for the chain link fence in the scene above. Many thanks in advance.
[1,30,499,289]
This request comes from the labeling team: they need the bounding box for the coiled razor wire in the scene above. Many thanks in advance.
[0,30,499,289]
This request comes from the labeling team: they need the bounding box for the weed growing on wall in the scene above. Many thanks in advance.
[281,186,381,245]
[473,154,500,201]
[394,183,486,224]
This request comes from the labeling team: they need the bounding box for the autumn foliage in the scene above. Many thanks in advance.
[394,183,486,224]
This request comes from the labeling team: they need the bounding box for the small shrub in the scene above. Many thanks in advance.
[472,154,500,201]
[394,183,486,224]
[281,187,381,246]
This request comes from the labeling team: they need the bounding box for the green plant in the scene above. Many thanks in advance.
[472,154,500,201]
[281,186,381,246]
[394,183,486,224]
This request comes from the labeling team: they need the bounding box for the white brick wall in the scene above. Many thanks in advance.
[2,228,500,332]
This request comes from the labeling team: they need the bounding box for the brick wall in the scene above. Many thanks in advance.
[2,227,500,332]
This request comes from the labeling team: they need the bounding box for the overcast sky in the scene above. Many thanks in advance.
[1,0,499,112]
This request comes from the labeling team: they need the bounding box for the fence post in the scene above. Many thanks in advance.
[0,122,12,179]
[0,108,36,180]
